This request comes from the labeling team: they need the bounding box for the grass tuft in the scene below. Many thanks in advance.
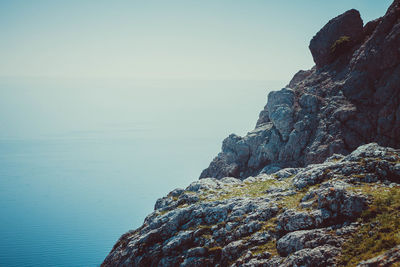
[339,185,400,266]
[200,179,290,201]
[252,240,278,256]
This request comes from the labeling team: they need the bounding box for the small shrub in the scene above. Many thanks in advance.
[331,36,351,55]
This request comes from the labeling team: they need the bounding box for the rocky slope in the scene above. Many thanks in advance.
[103,143,400,266]
[103,1,400,266]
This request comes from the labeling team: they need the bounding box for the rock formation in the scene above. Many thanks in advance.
[200,0,400,180]
[103,1,400,266]
[103,143,400,266]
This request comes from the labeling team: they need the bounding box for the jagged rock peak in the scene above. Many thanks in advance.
[309,9,364,68]
[200,0,400,180]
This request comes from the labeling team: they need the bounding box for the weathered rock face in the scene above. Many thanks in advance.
[309,9,364,68]
[103,143,400,266]
[200,0,400,180]
[266,88,295,142]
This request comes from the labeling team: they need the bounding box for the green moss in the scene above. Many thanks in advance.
[339,185,400,266]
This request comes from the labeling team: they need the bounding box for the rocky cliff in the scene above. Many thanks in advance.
[103,1,400,266]
[200,0,400,180]
[103,143,400,266]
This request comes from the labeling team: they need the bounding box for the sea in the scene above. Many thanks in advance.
[0,78,283,266]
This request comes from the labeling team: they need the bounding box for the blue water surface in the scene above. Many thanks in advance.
[0,79,282,266]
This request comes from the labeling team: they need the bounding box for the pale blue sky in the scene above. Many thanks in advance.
[0,0,392,81]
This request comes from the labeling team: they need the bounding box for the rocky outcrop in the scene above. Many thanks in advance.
[103,143,400,266]
[104,1,400,266]
[309,9,364,67]
[200,0,400,180]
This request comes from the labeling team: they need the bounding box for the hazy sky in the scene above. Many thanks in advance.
[0,0,392,81]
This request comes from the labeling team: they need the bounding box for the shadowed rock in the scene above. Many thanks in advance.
[309,9,364,68]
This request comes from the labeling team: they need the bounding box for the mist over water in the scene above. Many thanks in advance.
[0,78,283,266]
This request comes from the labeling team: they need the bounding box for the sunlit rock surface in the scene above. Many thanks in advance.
[103,143,400,266]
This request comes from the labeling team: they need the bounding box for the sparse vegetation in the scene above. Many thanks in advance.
[279,192,306,210]
[199,178,291,202]
[158,209,169,215]
[278,185,317,210]
[330,35,351,54]
[252,240,278,256]
[339,184,400,266]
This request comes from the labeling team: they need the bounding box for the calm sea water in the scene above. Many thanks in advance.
[0,78,283,266]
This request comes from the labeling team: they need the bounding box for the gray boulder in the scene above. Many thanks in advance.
[277,229,340,256]
[309,9,364,67]
[283,245,340,267]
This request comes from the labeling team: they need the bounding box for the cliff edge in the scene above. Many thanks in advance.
[103,1,400,266]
